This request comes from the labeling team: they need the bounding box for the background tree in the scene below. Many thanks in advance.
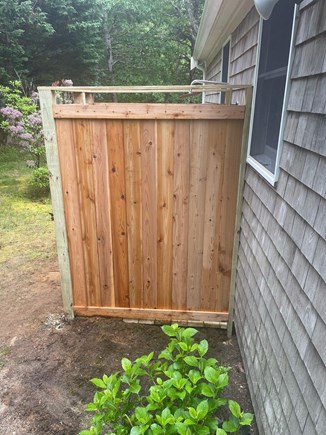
[0,0,204,96]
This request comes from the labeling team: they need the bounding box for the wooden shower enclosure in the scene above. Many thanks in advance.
[39,86,250,325]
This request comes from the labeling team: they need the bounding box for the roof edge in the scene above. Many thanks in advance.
[193,0,254,66]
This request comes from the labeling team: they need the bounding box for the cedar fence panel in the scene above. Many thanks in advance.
[40,92,247,324]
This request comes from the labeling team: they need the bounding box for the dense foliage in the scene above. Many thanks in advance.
[0,81,45,167]
[0,0,204,93]
[81,324,253,434]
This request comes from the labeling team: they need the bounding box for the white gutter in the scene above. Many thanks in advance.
[193,0,254,66]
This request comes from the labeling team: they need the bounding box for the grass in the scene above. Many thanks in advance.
[0,146,56,268]
[0,345,11,370]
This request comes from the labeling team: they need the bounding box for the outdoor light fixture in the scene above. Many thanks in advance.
[254,0,303,20]
[254,0,280,19]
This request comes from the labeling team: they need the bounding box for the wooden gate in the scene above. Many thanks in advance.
[39,86,248,324]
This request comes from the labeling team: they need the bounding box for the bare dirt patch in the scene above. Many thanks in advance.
[0,257,257,434]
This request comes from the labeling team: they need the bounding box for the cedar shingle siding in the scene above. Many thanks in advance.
[205,1,326,433]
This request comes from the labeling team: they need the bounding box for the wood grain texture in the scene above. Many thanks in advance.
[157,120,174,309]
[73,306,228,322]
[91,120,115,306]
[73,119,102,307]
[201,120,227,311]
[187,120,209,310]
[53,103,245,120]
[140,121,157,308]
[124,120,143,307]
[218,120,243,311]
[39,89,74,319]
[50,103,245,321]
[56,119,87,306]
[107,120,130,307]
[172,121,190,309]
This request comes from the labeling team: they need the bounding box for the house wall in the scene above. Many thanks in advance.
[205,1,326,434]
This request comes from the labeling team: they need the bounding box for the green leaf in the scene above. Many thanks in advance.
[196,400,209,420]
[216,429,227,435]
[228,400,241,418]
[184,419,196,426]
[181,327,198,338]
[121,357,132,371]
[158,350,173,361]
[79,431,93,435]
[135,407,150,424]
[240,412,254,426]
[175,422,190,435]
[150,423,165,435]
[184,356,199,367]
[217,373,228,390]
[204,367,219,384]
[200,383,216,397]
[198,340,209,357]
[90,378,106,389]
[179,341,188,351]
[162,325,178,337]
[85,403,98,411]
[161,407,174,426]
[188,370,202,385]
[129,381,141,394]
[130,427,141,435]
[222,419,239,433]
[196,427,210,435]
[188,407,197,420]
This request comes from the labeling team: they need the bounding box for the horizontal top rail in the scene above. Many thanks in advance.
[38,84,252,94]
[53,102,245,120]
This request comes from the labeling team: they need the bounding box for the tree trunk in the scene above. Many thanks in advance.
[103,10,118,102]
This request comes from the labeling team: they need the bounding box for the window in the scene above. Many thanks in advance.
[248,0,297,184]
[221,40,230,104]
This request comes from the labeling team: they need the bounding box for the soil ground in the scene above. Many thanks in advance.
[0,255,258,434]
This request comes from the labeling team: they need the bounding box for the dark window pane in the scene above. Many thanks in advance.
[250,0,294,175]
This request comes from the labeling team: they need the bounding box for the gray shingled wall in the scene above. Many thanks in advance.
[204,1,326,433]
[232,1,326,433]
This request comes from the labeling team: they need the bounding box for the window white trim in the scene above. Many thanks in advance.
[221,37,231,82]
[246,4,298,186]
[220,37,231,103]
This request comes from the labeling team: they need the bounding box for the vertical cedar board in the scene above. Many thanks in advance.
[200,120,227,311]
[124,120,143,308]
[73,119,102,306]
[186,120,209,310]
[172,121,190,310]
[55,119,87,306]
[157,120,174,309]
[141,120,158,308]
[218,119,243,311]
[48,102,245,321]
[107,120,130,307]
[91,120,115,306]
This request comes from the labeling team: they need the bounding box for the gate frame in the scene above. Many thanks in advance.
[39,85,252,333]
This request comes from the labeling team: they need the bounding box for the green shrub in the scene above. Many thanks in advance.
[28,166,50,195]
[80,324,253,435]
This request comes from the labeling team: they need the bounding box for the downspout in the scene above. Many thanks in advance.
[190,57,207,103]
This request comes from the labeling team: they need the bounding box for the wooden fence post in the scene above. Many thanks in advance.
[39,88,74,319]
[227,86,253,338]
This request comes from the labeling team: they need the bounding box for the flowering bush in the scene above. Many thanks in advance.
[0,81,45,167]
[52,78,74,104]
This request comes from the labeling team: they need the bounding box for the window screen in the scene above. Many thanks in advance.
[249,0,295,174]
[221,41,230,104]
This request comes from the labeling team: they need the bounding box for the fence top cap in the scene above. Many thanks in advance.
[38,84,252,94]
